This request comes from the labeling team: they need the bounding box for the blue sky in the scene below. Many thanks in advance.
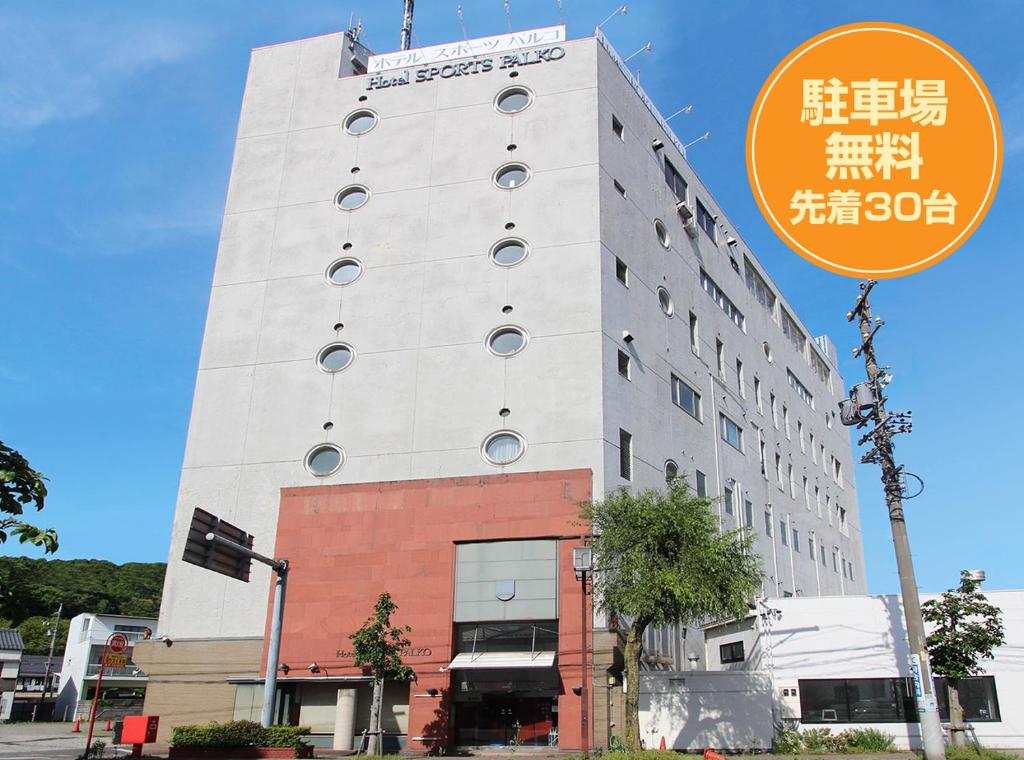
[1,1,1021,596]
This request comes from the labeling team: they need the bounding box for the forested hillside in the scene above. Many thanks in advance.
[0,558,165,654]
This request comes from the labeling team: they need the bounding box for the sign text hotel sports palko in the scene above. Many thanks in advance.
[364,25,567,90]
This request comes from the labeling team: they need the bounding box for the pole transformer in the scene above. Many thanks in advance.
[846,281,945,760]
[400,0,415,51]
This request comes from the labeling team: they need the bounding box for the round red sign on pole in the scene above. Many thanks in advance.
[108,632,129,653]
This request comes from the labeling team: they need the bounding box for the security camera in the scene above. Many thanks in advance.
[160,636,173,648]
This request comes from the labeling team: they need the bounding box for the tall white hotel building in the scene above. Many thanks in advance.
[138,21,866,750]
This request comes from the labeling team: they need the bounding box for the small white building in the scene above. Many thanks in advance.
[641,590,1023,751]
[54,613,157,722]
[0,629,25,722]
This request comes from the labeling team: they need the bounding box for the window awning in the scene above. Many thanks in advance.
[448,651,557,670]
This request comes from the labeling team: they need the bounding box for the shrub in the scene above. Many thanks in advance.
[845,728,896,752]
[171,721,311,749]
[263,726,312,748]
[774,729,803,754]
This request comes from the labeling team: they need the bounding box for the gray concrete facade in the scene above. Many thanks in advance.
[158,28,865,644]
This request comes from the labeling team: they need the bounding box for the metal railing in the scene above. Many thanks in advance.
[85,663,147,678]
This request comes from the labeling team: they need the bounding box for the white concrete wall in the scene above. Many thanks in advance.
[592,40,864,604]
[160,34,606,640]
[702,591,1024,749]
[640,671,773,751]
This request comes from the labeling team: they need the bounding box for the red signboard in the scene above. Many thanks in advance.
[108,632,129,654]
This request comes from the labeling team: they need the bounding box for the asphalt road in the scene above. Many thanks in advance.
[0,722,129,759]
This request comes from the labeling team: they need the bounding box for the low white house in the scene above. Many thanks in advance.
[0,629,25,722]
[54,613,157,722]
[640,589,1022,750]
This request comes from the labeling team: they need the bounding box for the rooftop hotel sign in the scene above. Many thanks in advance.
[367,25,566,73]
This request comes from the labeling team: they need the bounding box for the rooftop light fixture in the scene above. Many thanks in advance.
[597,4,627,30]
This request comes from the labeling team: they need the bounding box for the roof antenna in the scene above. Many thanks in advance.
[400,0,415,51]
[457,4,468,40]
[503,0,513,33]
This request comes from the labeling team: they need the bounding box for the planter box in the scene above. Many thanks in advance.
[168,746,313,759]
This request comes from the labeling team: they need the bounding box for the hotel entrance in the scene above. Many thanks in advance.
[448,622,561,747]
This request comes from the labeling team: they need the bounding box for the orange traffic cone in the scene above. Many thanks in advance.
[104,719,111,730]
[704,749,726,760]
[72,718,81,733]
[660,736,667,750]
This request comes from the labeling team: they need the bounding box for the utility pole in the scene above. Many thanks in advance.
[844,281,945,760]
[400,0,415,51]
[38,603,62,720]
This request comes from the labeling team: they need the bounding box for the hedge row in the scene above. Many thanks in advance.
[171,721,311,749]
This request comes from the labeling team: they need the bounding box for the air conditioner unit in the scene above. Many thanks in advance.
[683,217,699,239]
[676,200,695,222]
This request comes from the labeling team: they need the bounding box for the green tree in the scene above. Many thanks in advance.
[15,615,70,656]
[922,571,1005,745]
[582,478,762,751]
[0,440,57,553]
[349,593,414,756]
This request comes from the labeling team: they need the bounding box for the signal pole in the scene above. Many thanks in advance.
[845,281,945,760]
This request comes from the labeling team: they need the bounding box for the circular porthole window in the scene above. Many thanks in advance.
[335,185,369,211]
[493,163,531,189]
[494,87,533,114]
[665,459,679,483]
[490,238,529,267]
[487,326,528,357]
[326,258,363,286]
[657,286,674,316]
[305,444,344,476]
[482,430,525,465]
[343,109,378,136]
[317,343,354,372]
[655,219,671,249]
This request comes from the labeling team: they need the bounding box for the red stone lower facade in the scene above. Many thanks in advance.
[256,469,594,751]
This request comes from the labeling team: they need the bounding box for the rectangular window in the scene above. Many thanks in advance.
[815,487,822,519]
[613,178,626,197]
[839,506,848,534]
[808,535,815,560]
[935,676,1001,722]
[615,257,629,286]
[716,339,725,378]
[619,429,632,481]
[775,454,783,489]
[783,405,791,438]
[754,376,763,412]
[695,198,716,240]
[758,434,767,478]
[671,374,702,420]
[612,114,624,140]
[832,549,839,572]
[771,394,778,428]
[617,350,631,380]
[799,678,917,724]
[842,558,848,578]
[798,421,805,452]
[724,486,734,515]
[781,307,807,356]
[688,311,699,354]
[810,349,831,388]
[720,414,743,451]
[781,520,788,546]
[811,433,817,462]
[744,257,777,314]
[744,499,754,529]
[848,561,855,581]
[664,158,688,203]
[696,470,707,497]
[833,456,843,485]
[820,543,827,565]
[720,641,745,664]
[700,270,745,330]
[788,464,795,497]
[788,369,815,408]
[792,527,800,552]
[803,477,810,510]
[764,510,773,536]
[735,358,745,397]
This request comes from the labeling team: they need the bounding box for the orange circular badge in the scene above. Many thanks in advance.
[747,22,1002,278]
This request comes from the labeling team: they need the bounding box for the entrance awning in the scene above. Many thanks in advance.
[448,651,556,670]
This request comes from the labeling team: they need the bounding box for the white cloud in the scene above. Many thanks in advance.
[0,13,204,133]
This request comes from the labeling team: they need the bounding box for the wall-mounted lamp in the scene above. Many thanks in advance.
[426,687,439,697]
[279,663,290,675]
[622,330,634,344]
[308,663,321,674]
[596,4,628,30]
[624,41,652,63]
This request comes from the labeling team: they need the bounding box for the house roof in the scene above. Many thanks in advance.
[0,629,25,651]
[18,654,61,677]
